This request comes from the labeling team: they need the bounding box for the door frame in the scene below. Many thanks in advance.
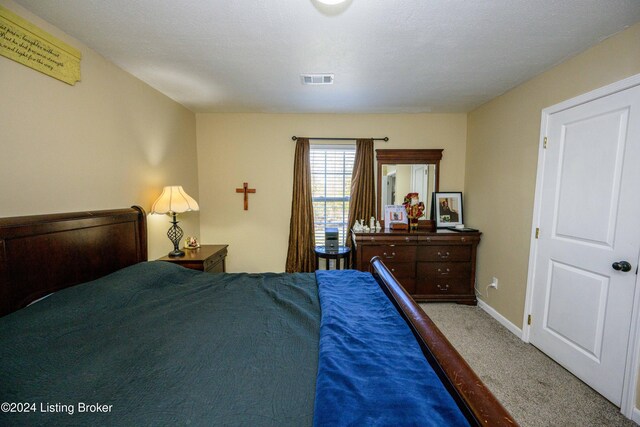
[523,72,640,420]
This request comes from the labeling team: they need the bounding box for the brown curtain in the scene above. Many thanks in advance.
[285,138,316,272]
[347,139,375,249]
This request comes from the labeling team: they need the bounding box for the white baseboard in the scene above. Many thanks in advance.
[477,298,524,340]
[632,406,640,424]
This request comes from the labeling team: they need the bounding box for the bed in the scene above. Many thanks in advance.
[0,207,516,426]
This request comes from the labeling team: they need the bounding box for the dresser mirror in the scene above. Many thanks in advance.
[376,149,443,224]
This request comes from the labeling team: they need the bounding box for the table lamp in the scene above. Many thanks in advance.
[151,185,199,257]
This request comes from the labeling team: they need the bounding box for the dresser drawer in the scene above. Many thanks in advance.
[418,262,470,279]
[416,278,469,296]
[362,245,416,262]
[417,245,471,262]
[384,261,415,279]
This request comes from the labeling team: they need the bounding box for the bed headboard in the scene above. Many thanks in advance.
[0,206,147,317]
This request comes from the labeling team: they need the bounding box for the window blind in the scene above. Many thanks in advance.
[310,145,355,247]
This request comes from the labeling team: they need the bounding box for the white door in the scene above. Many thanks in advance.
[384,174,395,205]
[411,165,426,204]
[529,83,640,405]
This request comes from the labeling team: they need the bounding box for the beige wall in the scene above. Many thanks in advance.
[466,22,640,409]
[466,21,640,326]
[0,0,199,260]
[196,113,467,272]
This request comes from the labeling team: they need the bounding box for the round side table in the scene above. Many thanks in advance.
[314,246,351,270]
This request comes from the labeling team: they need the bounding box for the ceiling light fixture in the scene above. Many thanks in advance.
[316,0,348,5]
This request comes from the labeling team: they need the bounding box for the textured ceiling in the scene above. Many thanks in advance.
[14,0,640,113]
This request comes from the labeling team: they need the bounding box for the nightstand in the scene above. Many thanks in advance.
[158,244,228,273]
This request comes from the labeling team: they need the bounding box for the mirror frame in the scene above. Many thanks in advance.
[376,149,443,227]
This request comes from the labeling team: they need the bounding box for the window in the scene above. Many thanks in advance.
[310,145,355,246]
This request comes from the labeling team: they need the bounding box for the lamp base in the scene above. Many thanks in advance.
[166,213,185,258]
[168,249,185,258]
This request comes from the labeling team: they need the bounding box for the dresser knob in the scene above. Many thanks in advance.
[437,251,450,259]
[461,237,466,242]
[436,284,449,291]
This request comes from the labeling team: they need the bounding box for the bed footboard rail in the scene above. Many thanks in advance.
[371,256,517,427]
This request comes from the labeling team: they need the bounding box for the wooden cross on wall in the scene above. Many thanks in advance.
[235,182,256,210]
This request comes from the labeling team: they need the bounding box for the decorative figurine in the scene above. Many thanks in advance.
[403,192,425,231]
[375,220,382,232]
[184,236,200,249]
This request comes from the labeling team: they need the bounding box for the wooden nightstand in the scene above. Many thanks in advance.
[158,245,228,273]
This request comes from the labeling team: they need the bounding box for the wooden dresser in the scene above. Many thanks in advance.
[352,230,480,304]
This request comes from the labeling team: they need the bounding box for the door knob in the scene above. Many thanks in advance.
[612,261,632,272]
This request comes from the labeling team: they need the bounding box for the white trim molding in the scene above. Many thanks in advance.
[621,250,640,419]
[633,407,640,424]
[477,298,523,340]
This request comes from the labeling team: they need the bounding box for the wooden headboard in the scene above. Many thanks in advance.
[0,206,147,317]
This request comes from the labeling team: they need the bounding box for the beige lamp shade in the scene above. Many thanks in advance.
[150,186,200,214]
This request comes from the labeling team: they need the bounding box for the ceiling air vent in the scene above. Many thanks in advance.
[301,74,334,85]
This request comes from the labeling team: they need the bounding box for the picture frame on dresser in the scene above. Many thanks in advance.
[384,205,408,228]
[434,192,463,228]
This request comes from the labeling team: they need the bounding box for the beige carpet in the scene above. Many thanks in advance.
[419,303,635,427]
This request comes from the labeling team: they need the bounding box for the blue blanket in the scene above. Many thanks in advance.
[313,270,469,426]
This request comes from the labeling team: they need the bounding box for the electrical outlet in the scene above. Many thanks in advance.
[489,277,498,289]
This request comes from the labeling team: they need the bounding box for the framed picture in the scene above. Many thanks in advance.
[434,192,463,228]
[384,205,408,228]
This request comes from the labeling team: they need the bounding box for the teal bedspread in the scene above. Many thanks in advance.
[0,262,320,426]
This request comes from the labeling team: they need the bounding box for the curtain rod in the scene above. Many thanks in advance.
[291,136,389,142]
